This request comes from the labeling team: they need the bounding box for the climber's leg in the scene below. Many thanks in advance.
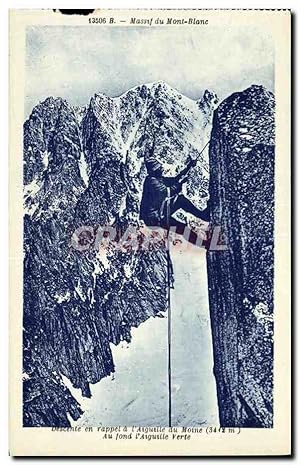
[171,194,210,222]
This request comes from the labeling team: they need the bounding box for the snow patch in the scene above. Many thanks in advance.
[88,287,96,305]
[97,249,110,270]
[252,302,273,323]
[252,302,273,336]
[118,195,127,217]
[92,260,103,287]
[42,150,49,169]
[124,264,133,279]
[54,291,71,304]
[61,374,91,414]
[24,179,41,197]
[74,279,86,302]
[79,152,89,187]
[240,134,253,140]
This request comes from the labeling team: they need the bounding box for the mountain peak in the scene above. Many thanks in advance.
[198,89,219,117]
[147,80,173,89]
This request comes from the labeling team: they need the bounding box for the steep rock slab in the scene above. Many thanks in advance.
[207,85,275,427]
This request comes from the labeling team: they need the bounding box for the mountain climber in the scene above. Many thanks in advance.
[140,157,210,246]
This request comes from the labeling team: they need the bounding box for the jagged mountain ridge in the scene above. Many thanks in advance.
[25,81,217,220]
[23,81,218,426]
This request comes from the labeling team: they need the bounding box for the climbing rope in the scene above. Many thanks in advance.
[166,189,172,428]
[166,139,210,427]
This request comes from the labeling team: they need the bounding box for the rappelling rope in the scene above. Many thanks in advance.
[166,186,172,428]
[165,138,210,428]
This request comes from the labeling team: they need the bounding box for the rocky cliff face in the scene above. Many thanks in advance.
[207,85,275,427]
[23,81,217,426]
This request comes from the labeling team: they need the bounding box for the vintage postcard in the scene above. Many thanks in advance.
[9,9,291,456]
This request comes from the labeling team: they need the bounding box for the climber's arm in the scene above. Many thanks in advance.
[169,183,182,196]
[165,158,197,186]
[175,157,197,181]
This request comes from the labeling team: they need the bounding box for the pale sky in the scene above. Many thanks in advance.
[25,25,274,118]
